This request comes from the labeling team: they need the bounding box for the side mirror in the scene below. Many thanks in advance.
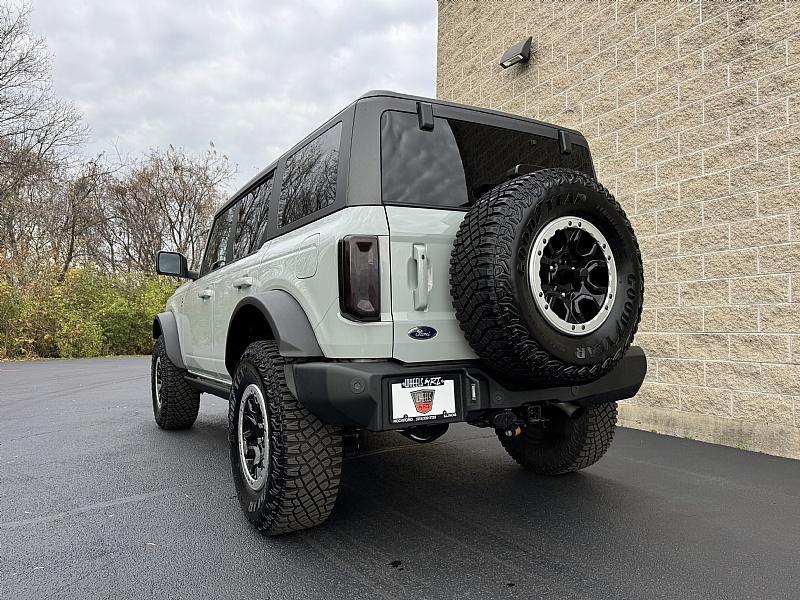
[155,251,197,280]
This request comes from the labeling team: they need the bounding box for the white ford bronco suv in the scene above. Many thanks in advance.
[152,91,646,536]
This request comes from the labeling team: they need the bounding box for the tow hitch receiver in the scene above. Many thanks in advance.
[525,404,549,425]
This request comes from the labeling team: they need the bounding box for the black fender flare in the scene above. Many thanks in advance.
[229,290,323,358]
[152,311,186,370]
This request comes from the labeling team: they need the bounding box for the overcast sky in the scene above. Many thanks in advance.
[30,0,437,192]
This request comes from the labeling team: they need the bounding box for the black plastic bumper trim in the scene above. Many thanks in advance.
[292,347,647,431]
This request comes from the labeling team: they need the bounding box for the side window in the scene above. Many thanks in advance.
[200,205,234,276]
[233,172,274,260]
[278,122,341,227]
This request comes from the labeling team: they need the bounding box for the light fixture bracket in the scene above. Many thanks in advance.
[499,36,533,69]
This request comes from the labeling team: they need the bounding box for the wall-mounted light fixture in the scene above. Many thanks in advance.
[499,36,533,69]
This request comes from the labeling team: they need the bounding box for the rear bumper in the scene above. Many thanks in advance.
[287,347,647,431]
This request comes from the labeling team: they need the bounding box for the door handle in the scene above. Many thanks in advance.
[412,243,429,311]
[232,276,253,289]
[198,289,213,299]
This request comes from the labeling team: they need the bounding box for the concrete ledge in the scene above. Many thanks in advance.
[619,403,800,460]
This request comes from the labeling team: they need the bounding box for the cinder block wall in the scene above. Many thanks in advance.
[437,0,800,458]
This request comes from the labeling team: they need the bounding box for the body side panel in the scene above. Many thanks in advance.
[247,205,393,359]
[210,242,272,373]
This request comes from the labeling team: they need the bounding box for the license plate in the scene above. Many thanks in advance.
[390,375,458,424]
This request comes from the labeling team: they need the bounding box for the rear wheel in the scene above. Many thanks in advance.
[498,402,618,475]
[228,340,343,535]
[151,335,200,430]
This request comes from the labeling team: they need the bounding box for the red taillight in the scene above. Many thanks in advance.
[338,235,380,321]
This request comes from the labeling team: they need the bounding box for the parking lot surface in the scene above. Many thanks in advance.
[2,357,799,599]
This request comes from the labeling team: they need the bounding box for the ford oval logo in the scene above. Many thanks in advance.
[408,326,437,340]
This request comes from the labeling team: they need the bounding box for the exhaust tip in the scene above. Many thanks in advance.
[556,402,585,420]
[399,423,449,444]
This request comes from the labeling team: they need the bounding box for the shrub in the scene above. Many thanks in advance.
[0,265,178,359]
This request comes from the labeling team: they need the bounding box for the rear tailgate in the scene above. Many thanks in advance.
[385,206,475,363]
[380,105,594,363]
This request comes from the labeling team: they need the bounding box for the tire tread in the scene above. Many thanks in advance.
[229,341,343,535]
[152,336,200,430]
[449,168,644,384]
[499,402,618,475]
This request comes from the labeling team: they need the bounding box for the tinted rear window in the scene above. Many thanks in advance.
[380,111,593,209]
[278,122,341,227]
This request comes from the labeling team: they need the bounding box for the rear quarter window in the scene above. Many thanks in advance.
[278,122,342,227]
[380,111,594,209]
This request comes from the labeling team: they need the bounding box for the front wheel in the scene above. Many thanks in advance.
[228,340,343,535]
[498,402,617,475]
[151,335,200,430]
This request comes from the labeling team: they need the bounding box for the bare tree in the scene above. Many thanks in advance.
[0,3,232,281]
[0,4,83,146]
[0,2,85,280]
[105,144,233,271]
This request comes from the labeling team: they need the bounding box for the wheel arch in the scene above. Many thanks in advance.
[225,290,323,376]
[152,311,186,370]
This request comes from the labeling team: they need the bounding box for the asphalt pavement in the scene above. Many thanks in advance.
[1,357,799,599]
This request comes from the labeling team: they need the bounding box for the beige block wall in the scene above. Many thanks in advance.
[437,0,800,458]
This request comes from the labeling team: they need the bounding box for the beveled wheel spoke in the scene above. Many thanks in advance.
[572,294,601,322]
[544,229,568,258]
[243,413,261,436]
[583,259,608,293]
[581,279,608,305]
[562,301,577,323]
[582,230,602,258]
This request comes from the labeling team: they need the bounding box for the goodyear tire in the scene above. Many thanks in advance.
[499,402,618,474]
[228,340,343,535]
[450,168,643,385]
[151,335,200,429]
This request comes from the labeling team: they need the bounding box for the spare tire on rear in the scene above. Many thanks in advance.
[449,168,643,386]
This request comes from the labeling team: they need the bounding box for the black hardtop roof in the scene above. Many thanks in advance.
[222,90,587,216]
[357,89,585,136]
